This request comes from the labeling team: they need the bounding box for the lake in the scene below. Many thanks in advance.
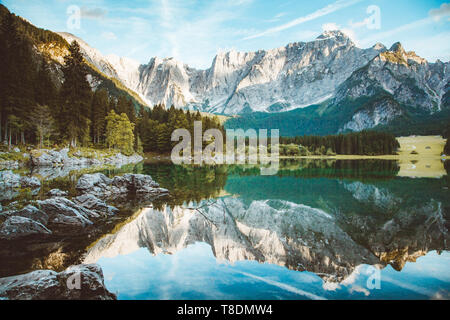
[1,159,449,300]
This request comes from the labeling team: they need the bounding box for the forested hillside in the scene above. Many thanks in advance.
[0,5,223,154]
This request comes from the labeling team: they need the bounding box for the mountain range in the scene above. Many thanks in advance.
[2,4,449,135]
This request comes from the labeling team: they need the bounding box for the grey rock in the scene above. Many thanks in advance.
[76,173,168,199]
[0,216,51,240]
[31,148,143,168]
[76,173,112,193]
[0,160,19,170]
[73,194,118,215]
[36,197,99,227]
[0,264,116,300]
[47,189,69,197]
[11,205,49,225]
[20,176,41,189]
[0,170,21,189]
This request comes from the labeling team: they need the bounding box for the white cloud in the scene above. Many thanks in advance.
[349,285,370,296]
[322,22,340,31]
[321,22,360,45]
[244,0,363,40]
[429,3,450,22]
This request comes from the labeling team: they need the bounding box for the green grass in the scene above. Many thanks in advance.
[0,151,27,162]
[67,147,119,160]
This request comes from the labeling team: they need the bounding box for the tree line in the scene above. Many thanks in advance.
[279,131,400,156]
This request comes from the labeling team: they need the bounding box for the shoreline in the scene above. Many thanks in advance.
[279,155,448,160]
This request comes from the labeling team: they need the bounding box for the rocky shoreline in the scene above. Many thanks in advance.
[0,264,116,300]
[0,171,168,300]
[0,173,168,240]
[0,148,144,170]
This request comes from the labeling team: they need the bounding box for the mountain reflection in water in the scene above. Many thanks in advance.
[1,159,449,299]
[86,159,449,299]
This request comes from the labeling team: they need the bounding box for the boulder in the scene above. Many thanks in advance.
[104,153,143,166]
[47,189,69,197]
[76,173,112,194]
[20,176,41,189]
[0,170,21,189]
[0,160,19,170]
[11,205,49,225]
[36,197,100,227]
[0,216,51,240]
[76,173,168,199]
[73,194,118,215]
[0,264,116,300]
[30,148,143,168]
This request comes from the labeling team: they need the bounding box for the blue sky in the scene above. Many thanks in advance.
[2,0,450,69]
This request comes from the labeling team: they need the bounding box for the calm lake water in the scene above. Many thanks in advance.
[1,159,449,300]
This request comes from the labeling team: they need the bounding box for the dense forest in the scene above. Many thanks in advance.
[0,6,223,155]
[277,131,400,156]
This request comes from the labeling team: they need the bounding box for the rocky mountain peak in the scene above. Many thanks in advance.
[372,42,387,51]
[316,30,352,43]
[389,42,406,55]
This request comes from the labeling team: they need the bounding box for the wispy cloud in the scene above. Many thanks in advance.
[237,271,327,300]
[360,17,433,47]
[360,2,450,48]
[244,0,363,40]
[265,12,287,23]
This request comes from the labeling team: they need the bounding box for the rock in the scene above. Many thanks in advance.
[0,216,51,240]
[36,197,100,227]
[30,148,143,168]
[76,173,168,199]
[20,176,41,189]
[73,194,118,215]
[0,160,19,170]
[104,153,144,166]
[76,173,112,194]
[11,205,49,225]
[47,189,69,197]
[0,170,21,189]
[0,264,116,300]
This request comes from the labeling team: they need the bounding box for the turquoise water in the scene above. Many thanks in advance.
[99,244,450,300]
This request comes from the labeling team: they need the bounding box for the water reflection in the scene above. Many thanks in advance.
[87,159,448,299]
[1,159,449,299]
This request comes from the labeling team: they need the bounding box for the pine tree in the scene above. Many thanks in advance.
[91,88,109,145]
[60,40,92,147]
[34,104,55,148]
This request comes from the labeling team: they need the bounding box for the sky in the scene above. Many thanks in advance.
[2,0,450,69]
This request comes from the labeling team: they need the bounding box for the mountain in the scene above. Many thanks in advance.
[60,30,385,114]
[225,41,450,136]
[2,3,449,134]
[56,27,449,134]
